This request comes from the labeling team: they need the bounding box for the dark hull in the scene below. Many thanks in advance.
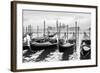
[80,45,91,59]
[80,40,91,59]
[81,40,91,45]
[59,44,75,54]
[68,39,76,44]
[23,46,30,50]
[30,43,57,50]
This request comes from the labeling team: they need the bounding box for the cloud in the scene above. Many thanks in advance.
[23,10,91,30]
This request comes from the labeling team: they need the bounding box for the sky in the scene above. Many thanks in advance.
[23,10,91,30]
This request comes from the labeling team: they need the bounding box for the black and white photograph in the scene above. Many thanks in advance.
[11,1,97,71]
[22,10,91,63]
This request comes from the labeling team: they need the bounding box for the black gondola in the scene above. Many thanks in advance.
[59,42,75,54]
[80,45,91,59]
[59,32,76,53]
[80,32,91,59]
[59,31,76,60]
[30,41,57,51]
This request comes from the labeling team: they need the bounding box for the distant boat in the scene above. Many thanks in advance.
[47,32,57,38]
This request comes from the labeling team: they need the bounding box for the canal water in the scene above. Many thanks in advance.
[23,33,90,63]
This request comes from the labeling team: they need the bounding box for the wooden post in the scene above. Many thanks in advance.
[56,20,59,52]
[30,25,31,34]
[28,25,30,34]
[47,27,50,37]
[30,25,31,39]
[37,25,39,38]
[59,23,61,40]
[89,27,91,40]
[67,25,69,41]
[29,25,30,34]
[26,26,28,35]
[75,21,77,52]
[43,20,46,37]
[56,20,58,35]
[78,26,79,41]
[23,26,24,37]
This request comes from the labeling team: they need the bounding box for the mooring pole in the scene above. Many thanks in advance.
[59,22,61,40]
[67,25,69,41]
[75,21,77,52]
[26,25,28,35]
[56,20,59,52]
[37,25,39,38]
[89,27,91,40]
[43,20,46,38]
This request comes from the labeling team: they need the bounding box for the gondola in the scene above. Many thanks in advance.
[80,44,91,59]
[59,42,75,54]
[59,32,76,53]
[80,32,91,59]
[30,41,57,51]
[59,33,76,54]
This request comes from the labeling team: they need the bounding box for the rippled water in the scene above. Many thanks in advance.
[23,33,91,63]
